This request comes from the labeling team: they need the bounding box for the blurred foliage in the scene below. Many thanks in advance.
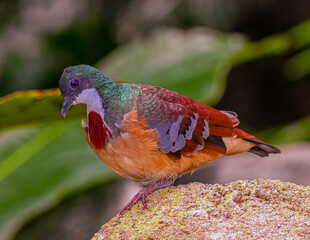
[284,48,310,80]
[1,19,310,240]
[98,28,247,105]
[231,34,291,67]
[0,121,117,240]
[0,14,116,97]
[0,1,19,31]
[258,116,310,145]
[0,89,84,131]
[282,20,310,80]
[46,16,117,70]
[233,19,310,73]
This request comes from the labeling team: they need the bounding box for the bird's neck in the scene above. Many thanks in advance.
[77,82,133,133]
[100,83,133,130]
[75,87,105,118]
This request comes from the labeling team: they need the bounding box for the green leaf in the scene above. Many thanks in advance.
[233,19,310,81]
[257,116,310,145]
[97,28,247,105]
[284,20,310,80]
[284,47,310,80]
[0,122,68,182]
[289,19,310,49]
[232,33,291,67]
[0,89,60,131]
[0,121,118,240]
[0,89,85,132]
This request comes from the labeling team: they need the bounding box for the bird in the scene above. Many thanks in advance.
[59,64,280,214]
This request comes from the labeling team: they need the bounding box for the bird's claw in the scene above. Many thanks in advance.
[119,180,173,215]
[120,191,149,215]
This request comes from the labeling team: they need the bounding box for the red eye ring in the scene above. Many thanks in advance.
[70,79,79,89]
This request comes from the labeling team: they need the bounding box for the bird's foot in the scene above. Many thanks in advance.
[119,180,173,215]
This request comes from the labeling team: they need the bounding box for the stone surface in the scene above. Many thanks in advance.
[92,179,310,240]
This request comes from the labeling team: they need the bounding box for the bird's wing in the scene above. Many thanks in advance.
[135,85,239,159]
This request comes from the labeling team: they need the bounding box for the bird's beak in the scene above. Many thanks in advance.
[61,97,73,118]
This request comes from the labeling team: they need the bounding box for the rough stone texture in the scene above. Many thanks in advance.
[92,179,310,240]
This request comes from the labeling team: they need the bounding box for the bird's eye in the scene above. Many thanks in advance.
[70,79,79,89]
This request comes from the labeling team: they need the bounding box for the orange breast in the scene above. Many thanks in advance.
[82,111,226,185]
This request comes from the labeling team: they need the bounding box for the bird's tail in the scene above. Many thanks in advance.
[234,128,281,157]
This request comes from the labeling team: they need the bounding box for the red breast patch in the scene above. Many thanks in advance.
[88,111,111,149]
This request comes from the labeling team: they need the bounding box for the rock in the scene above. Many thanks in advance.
[92,179,310,240]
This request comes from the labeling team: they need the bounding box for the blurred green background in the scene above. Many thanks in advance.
[1,1,310,240]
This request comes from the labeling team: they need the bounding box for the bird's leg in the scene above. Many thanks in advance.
[120,180,174,215]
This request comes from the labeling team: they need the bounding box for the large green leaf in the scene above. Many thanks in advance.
[0,120,118,240]
[97,28,247,105]
[0,89,84,132]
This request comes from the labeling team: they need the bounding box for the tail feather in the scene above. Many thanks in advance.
[248,146,269,157]
[244,137,281,157]
[234,128,281,157]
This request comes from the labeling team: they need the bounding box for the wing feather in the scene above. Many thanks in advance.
[135,85,235,157]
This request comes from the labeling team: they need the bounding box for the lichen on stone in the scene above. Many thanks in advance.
[92,179,310,240]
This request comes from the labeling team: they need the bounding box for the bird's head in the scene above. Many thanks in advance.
[59,64,114,118]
